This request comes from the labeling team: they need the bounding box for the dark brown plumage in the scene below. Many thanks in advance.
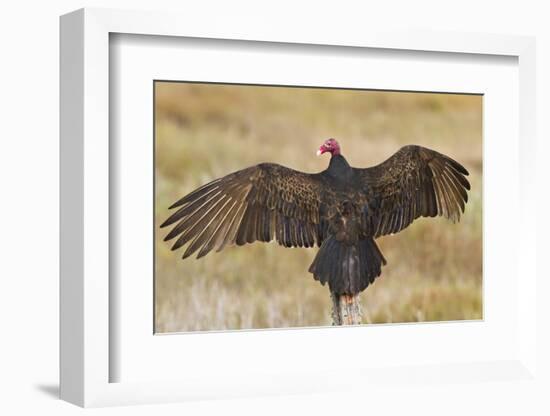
[161,139,470,295]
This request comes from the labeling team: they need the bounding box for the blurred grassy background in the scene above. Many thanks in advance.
[154,82,482,333]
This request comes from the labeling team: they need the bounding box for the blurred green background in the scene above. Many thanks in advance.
[154,82,482,333]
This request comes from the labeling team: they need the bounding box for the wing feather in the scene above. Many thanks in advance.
[161,163,324,258]
[356,145,470,238]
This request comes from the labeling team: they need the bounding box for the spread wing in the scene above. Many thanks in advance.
[356,145,470,238]
[160,163,325,259]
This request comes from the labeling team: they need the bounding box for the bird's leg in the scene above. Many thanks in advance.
[330,292,362,325]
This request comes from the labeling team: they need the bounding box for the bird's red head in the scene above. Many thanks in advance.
[317,138,341,157]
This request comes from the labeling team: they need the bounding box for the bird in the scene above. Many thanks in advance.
[160,138,470,295]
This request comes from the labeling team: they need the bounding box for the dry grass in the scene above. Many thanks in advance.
[154,82,482,333]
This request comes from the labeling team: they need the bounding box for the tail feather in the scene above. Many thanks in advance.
[309,236,386,295]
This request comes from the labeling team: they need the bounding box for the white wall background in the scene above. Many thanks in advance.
[0,1,548,415]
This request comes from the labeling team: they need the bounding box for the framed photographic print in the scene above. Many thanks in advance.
[60,8,537,408]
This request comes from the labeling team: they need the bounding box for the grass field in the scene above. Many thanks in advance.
[154,82,482,332]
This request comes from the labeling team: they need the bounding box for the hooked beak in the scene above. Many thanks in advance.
[316,146,325,156]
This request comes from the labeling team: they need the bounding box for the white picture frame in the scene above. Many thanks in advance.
[60,8,537,408]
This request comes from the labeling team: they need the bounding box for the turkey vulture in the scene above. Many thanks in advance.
[161,139,470,295]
